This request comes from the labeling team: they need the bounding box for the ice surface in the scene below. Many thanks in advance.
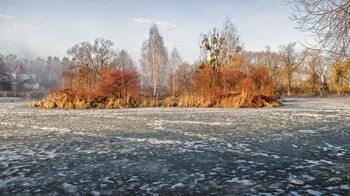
[0,98,350,194]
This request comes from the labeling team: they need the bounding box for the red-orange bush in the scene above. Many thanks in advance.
[61,66,96,98]
[94,67,140,100]
[248,67,278,99]
[189,64,279,107]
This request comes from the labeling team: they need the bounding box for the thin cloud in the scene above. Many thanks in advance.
[0,14,44,31]
[132,17,176,29]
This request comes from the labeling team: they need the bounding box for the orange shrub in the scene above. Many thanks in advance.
[61,66,96,98]
[94,67,140,100]
[189,64,279,108]
[248,67,278,99]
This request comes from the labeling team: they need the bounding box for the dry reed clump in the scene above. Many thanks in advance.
[215,96,240,108]
[31,92,58,109]
[72,97,91,109]
[31,90,86,109]
[178,95,212,107]
[162,96,177,107]
[216,93,281,108]
[133,96,157,107]
[32,93,281,109]
[31,88,143,109]
[149,98,160,107]
[55,96,72,109]
[104,97,128,109]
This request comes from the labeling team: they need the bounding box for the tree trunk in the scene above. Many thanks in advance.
[287,69,292,96]
[172,71,176,96]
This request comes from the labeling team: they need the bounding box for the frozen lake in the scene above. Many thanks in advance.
[0,98,349,195]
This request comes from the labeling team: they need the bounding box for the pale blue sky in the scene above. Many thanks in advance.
[0,0,307,64]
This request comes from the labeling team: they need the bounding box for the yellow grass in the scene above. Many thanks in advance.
[31,91,281,109]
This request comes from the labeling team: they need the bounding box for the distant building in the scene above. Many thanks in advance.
[12,65,40,90]
[0,65,42,91]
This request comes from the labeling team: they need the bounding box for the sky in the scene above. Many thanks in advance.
[0,0,308,64]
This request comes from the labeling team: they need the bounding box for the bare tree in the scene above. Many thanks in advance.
[221,17,241,64]
[284,0,350,59]
[200,18,241,70]
[140,24,168,97]
[329,59,350,95]
[245,47,282,87]
[278,42,306,96]
[304,50,325,95]
[263,47,282,85]
[175,62,193,95]
[67,38,117,77]
[169,47,183,95]
[114,49,137,71]
[3,54,17,72]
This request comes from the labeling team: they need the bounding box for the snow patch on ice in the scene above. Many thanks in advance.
[327,177,342,182]
[290,191,301,196]
[288,173,304,185]
[289,179,304,185]
[146,120,166,130]
[302,174,315,181]
[139,181,168,193]
[40,126,71,133]
[170,182,185,189]
[305,159,334,166]
[148,138,182,145]
[226,177,254,186]
[292,113,323,118]
[252,152,269,157]
[62,182,78,194]
[170,120,232,126]
[298,130,317,134]
[305,189,322,195]
[271,155,280,159]
[115,136,182,145]
[340,185,350,190]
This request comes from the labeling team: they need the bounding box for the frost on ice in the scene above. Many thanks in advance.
[0,98,350,195]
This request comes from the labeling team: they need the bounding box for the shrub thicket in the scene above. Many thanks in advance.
[33,58,281,109]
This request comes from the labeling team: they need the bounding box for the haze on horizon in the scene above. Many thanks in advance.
[0,0,307,64]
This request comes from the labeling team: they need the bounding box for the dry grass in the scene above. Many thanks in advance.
[32,92,165,109]
[32,89,281,109]
[178,95,212,107]
[215,97,241,108]
[162,96,177,107]
[32,93,281,109]
[139,97,160,107]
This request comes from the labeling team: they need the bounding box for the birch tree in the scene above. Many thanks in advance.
[169,47,182,95]
[140,24,168,96]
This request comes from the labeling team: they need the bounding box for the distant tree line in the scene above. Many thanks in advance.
[2,20,348,100]
[3,0,349,108]
[0,53,69,89]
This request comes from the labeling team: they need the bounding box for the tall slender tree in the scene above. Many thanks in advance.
[169,47,182,95]
[140,24,168,96]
